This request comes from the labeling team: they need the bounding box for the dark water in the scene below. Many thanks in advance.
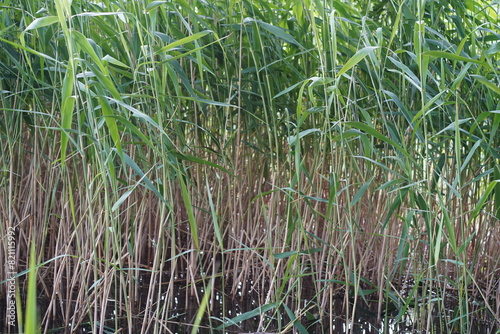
[162,281,496,334]
[1,276,497,333]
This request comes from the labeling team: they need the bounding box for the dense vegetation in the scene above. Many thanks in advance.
[1,0,499,332]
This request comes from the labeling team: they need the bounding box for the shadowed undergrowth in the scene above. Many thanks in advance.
[0,0,499,332]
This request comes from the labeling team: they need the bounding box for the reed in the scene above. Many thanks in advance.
[0,0,499,333]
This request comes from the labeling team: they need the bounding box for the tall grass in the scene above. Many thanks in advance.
[1,0,499,332]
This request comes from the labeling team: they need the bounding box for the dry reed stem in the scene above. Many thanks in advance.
[2,104,500,331]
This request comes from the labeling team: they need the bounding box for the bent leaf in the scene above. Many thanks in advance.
[423,51,486,66]
[337,46,378,77]
[25,16,59,31]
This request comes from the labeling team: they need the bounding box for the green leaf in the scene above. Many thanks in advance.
[146,1,168,10]
[387,56,421,90]
[337,46,378,77]
[120,151,167,205]
[495,166,500,221]
[177,96,239,108]
[350,176,374,207]
[72,31,102,67]
[99,97,122,157]
[206,179,224,251]
[178,173,199,250]
[155,30,213,54]
[471,75,500,95]
[287,128,321,146]
[102,55,129,68]
[274,251,298,259]
[25,242,40,334]
[300,247,322,254]
[215,303,276,330]
[191,265,217,334]
[60,66,75,166]
[358,288,378,296]
[0,36,60,64]
[434,118,472,136]
[25,16,59,31]
[273,80,304,99]
[60,96,75,164]
[255,19,304,48]
[346,121,408,157]
[318,279,351,285]
[106,97,164,133]
[382,189,409,229]
[173,152,234,176]
[460,139,482,174]
[105,115,159,155]
[470,179,499,221]
[485,41,500,56]
[112,188,134,212]
[283,303,309,334]
[72,12,126,17]
[423,51,486,66]
[384,89,424,141]
[55,0,72,17]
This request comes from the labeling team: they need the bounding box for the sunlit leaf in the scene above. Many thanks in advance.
[25,16,59,31]
[337,46,378,77]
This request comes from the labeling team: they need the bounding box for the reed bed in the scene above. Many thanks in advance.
[1,0,499,333]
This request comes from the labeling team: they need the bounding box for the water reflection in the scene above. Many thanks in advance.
[163,279,495,334]
[2,275,495,333]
